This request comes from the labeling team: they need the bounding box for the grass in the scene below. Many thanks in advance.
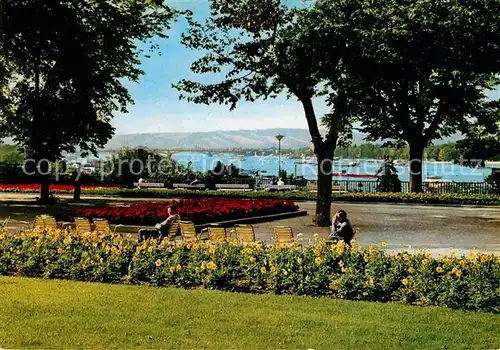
[0,277,498,349]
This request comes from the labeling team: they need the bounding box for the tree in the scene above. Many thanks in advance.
[0,0,174,202]
[455,100,500,166]
[353,0,500,192]
[375,156,401,193]
[174,0,362,225]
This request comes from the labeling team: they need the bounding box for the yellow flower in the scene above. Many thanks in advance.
[313,233,320,240]
[249,256,255,263]
[459,260,466,267]
[455,269,462,277]
[416,296,428,306]
[207,261,217,270]
[365,277,374,287]
[57,248,63,255]
[436,266,444,273]
[381,241,387,247]
[209,248,216,255]
[0,234,5,240]
[176,264,182,271]
[368,244,376,254]
[82,251,89,258]
[169,266,175,273]
[336,246,345,256]
[201,262,206,271]
[244,247,253,255]
[155,259,163,267]
[338,260,344,267]
[402,278,409,286]
[363,254,370,262]
[15,249,22,255]
[270,265,276,272]
[421,258,429,266]
[260,266,267,274]
[480,255,488,263]
[315,257,322,265]
[147,247,154,253]
[297,257,303,264]
[467,252,475,260]
[403,254,410,262]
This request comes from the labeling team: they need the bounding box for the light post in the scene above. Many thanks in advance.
[275,134,284,178]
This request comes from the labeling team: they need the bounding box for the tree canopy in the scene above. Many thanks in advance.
[174,0,366,225]
[0,0,174,201]
[350,0,500,191]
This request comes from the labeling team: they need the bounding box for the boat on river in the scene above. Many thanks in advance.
[332,172,377,179]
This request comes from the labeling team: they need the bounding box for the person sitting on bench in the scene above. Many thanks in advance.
[328,210,355,246]
[138,205,180,242]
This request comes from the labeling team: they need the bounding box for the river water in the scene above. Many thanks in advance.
[71,151,493,182]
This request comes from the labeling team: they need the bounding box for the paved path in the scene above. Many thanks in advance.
[1,193,499,255]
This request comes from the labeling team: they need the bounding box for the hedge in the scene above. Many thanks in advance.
[66,189,500,205]
[1,185,499,205]
[0,229,498,313]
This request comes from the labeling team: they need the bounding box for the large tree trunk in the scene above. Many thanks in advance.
[39,174,50,203]
[73,182,81,201]
[409,142,425,193]
[300,96,338,226]
[315,148,333,226]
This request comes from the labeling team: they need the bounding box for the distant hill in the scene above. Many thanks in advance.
[2,128,462,150]
[103,128,461,150]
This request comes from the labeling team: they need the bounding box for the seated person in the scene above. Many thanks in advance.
[328,209,355,246]
[138,205,180,242]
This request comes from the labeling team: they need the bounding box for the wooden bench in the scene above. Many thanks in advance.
[173,183,206,190]
[133,182,164,188]
[264,185,297,191]
[215,183,251,190]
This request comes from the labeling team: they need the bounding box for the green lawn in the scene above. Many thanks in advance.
[0,277,498,349]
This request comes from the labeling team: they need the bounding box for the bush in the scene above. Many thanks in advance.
[0,229,498,313]
[0,184,499,205]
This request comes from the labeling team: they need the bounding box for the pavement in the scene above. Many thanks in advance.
[1,193,499,256]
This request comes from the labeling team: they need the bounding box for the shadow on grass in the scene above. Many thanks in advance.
[0,198,111,221]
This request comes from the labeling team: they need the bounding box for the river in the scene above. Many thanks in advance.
[67,151,493,182]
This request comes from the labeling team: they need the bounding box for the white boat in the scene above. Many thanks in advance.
[425,176,452,183]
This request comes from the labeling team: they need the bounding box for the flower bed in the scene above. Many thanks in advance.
[60,198,300,225]
[0,230,497,313]
[0,184,120,193]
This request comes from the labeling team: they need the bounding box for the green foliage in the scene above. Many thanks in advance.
[0,144,24,164]
[2,185,498,205]
[375,158,402,193]
[103,148,192,187]
[0,0,174,201]
[0,230,498,313]
[485,171,500,195]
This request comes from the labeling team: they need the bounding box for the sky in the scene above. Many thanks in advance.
[112,0,500,136]
[113,0,318,135]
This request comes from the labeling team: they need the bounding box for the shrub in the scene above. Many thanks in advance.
[0,229,498,313]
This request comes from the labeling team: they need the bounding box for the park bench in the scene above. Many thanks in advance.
[264,184,297,191]
[173,183,206,190]
[133,182,164,188]
[215,183,251,191]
